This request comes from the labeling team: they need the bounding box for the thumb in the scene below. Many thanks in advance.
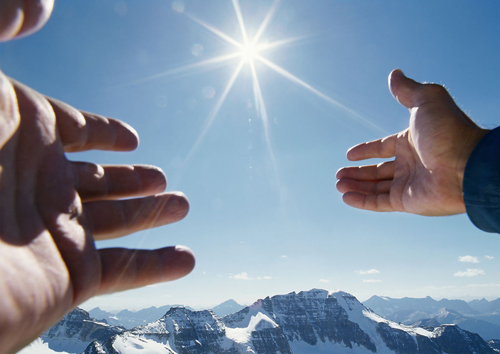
[388,69,422,109]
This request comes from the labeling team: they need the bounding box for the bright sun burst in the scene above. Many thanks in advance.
[238,42,260,63]
[134,0,382,187]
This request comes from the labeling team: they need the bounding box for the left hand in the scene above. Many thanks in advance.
[0,72,195,354]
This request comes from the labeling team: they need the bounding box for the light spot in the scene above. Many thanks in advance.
[191,44,204,57]
[202,86,215,99]
[114,1,128,17]
[155,95,168,108]
[172,0,185,13]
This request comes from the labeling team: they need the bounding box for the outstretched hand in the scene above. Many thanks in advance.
[336,69,488,216]
[0,71,195,353]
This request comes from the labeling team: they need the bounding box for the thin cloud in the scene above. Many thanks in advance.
[231,272,251,280]
[319,279,330,283]
[485,255,495,260]
[458,255,480,263]
[355,269,380,275]
[454,269,485,277]
[230,273,272,281]
[363,279,382,283]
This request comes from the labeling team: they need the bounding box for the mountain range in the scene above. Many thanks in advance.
[364,295,500,340]
[18,289,500,354]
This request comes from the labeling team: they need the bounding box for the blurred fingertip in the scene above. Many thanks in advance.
[173,245,196,277]
[167,192,190,219]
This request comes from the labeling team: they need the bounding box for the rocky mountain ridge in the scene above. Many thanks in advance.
[20,290,500,354]
[364,295,500,340]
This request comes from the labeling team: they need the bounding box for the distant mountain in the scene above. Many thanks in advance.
[364,296,500,340]
[210,299,245,317]
[364,295,478,319]
[18,308,122,354]
[83,289,496,353]
[89,305,193,329]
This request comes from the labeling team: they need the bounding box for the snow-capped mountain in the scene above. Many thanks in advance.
[83,289,497,354]
[364,295,500,340]
[17,308,123,354]
[89,305,194,329]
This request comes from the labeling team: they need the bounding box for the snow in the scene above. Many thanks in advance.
[112,334,173,354]
[290,339,382,354]
[16,338,72,354]
[225,310,278,350]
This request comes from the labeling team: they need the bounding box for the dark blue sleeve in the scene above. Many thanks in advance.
[463,126,500,233]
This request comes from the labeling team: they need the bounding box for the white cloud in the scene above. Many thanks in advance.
[485,255,495,260]
[363,279,382,283]
[355,269,380,275]
[458,255,480,263]
[231,272,251,280]
[454,269,485,277]
[319,279,330,283]
[280,255,288,258]
[230,273,272,281]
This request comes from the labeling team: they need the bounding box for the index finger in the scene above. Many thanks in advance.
[47,97,139,152]
[346,133,398,161]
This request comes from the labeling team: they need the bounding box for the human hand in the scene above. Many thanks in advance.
[0,71,195,354]
[336,69,488,216]
[0,0,54,41]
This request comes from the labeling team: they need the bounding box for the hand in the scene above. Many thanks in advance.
[0,0,54,41]
[0,71,195,354]
[336,69,488,216]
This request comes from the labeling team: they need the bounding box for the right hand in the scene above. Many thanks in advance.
[336,69,488,216]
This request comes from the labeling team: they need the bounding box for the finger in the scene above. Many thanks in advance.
[342,192,394,212]
[0,0,54,41]
[336,161,395,181]
[336,179,392,195]
[47,97,139,152]
[98,246,195,294]
[346,134,398,161]
[388,69,424,109]
[84,192,189,240]
[72,163,167,202]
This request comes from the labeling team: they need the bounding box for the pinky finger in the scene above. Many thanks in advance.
[98,246,195,294]
[342,191,394,212]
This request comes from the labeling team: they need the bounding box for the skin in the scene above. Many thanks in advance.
[0,2,194,353]
[336,69,489,216]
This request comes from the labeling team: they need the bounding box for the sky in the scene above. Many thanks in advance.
[2,0,500,311]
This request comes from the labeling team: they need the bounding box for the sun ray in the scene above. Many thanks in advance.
[185,12,242,48]
[122,53,241,87]
[232,0,249,44]
[255,54,387,134]
[186,59,246,162]
[257,36,307,52]
[252,0,281,44]
[249,61,282,195]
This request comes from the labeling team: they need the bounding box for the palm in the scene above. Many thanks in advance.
[336,69,487,216]
[0,74,194,353]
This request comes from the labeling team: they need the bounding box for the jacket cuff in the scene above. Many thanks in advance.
[463,126,500,233]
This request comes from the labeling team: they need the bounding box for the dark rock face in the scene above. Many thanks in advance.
[432,325,496,354]
[78,289,500,354]
[164,307,233,354]
[243,290,376,352]
[46,308,122,343]
[376,322,419,354]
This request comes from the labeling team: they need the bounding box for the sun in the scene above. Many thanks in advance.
[132,0,382,184]
[238,42,260,63]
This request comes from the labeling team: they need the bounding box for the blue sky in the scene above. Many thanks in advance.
[2,0,500,310]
